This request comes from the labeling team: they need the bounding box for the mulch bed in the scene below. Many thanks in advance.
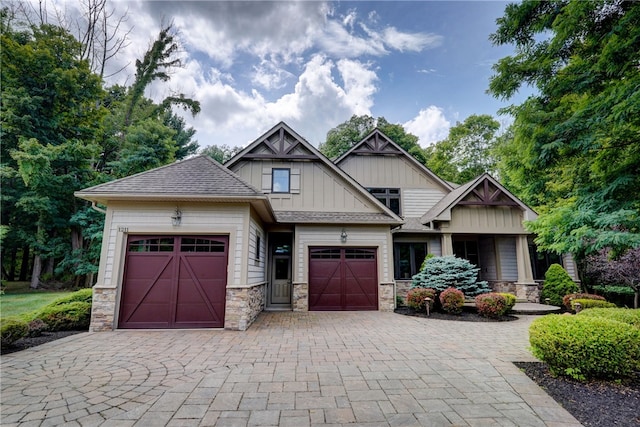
[395,306,640,426]
[1,330,85,355]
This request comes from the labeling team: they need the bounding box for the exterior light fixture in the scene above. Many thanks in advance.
[171,208,182,226]
[340,228,348,243]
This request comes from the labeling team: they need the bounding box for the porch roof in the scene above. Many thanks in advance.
[274,210,401,224]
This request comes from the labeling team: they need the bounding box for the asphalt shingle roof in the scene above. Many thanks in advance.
[76,155,262,198]
[275,211,400,224]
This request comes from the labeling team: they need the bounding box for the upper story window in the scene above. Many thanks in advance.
[272,168,290,193]
[368,188,400,215]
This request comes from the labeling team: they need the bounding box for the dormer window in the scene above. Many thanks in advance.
[272,168,290,193]
[368,188,400,215]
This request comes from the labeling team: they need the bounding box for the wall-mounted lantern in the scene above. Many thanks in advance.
[340,228,348,243]
[171,208,182,226]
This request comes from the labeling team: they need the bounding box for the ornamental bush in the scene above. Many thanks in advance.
[45,288,93,307]
[411,255,490,296]
[529,314,640,381]
[499,293,516,311]
[577,308,640,328]
[0,319,29,347]
[540,264,578,306]
[562,293,606,311]
[406,288,437,311]
[571,299,616,311]
[439,287,464,314]
[35,301,91,331]
[475,293,509,318]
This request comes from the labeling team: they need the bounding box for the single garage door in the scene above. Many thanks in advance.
[119,235,228,329]
[309,247,378,310]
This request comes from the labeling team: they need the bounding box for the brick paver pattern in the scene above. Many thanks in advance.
[1,312,582,426]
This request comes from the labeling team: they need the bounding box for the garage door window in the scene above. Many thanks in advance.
[310,248,341,259]
[345,249,375,259]
[128,238,174,252]
[181,238,225,252]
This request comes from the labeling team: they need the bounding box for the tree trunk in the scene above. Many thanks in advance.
[19,246,30,281]
[30,255,42,289]
[8,247,17,281]
[634,289,639,310]
[44,257,54,276]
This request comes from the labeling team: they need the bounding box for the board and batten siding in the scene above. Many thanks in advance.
[403,189,447,217]
[231,160,379,213]
[338,155,448,191]
[449,206,526,234]
[497,237,518,281]
[247,216,266,285]
[98,202,249,290]
[294,225,393,284]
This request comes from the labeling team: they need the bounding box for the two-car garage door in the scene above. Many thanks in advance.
[119,235,228,329]
[308,247,378,311]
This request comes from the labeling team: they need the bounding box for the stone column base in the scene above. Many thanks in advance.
[292,282,308,311]
[515,283,540,303]
[225,284,266,331]
[90,287,117,332]
[379,282,395,311]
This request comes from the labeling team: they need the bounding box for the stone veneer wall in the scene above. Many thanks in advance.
[379,283,395,311]
[395,280,412,303]
[225,283,266,331]
[292,282,308,311]
[90,287,117,332]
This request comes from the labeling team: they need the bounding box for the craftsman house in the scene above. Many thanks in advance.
[76,122,577,332]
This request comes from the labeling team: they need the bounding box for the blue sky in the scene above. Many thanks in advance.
[28,1,531,149]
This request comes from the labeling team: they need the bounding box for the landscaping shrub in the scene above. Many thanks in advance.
[571,299,616,311]
[540,264,579,306]
[35,301,91,331]
[499,293,516,311]
[27,318,49,337]
[562,293,606,311]
[406,288,437,311]
[577,307,640,328]
[396,295,405,307]
[411,255,491,296]
[529,314,640,380]
[1,318,29,347]
[439,287,464,314]
[475,293,509,318]
[45,288,93,307]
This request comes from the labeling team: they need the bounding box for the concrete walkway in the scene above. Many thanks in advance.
[1,312,581,426]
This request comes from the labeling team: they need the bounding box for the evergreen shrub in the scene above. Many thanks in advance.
[35,301,91,331]
[540,264,579,306]
[1,319,29,347]
[439,287,464,314]
[411,255,491,296]
[45,288,93,307]
[577,308,640,328]
[475,293,508,318]
[529,314,640,380]
[499,293,516,311]
[406,288,436,311]
[571,299,616,310]
[27,318,49,337]
[562,293,606,311]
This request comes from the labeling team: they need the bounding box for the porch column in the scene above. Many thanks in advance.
[515,234,535,284]
[441,233,453,256]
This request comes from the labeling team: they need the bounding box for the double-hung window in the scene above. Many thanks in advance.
[368,188,400,215]
[272,168,290,193]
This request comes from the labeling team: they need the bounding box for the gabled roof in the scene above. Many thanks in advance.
[226,122,403,225]
[333,128,453,192]
[420,173,537,224]
[75,156,275,221]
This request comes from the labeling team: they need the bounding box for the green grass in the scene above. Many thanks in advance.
[1,282,74,320]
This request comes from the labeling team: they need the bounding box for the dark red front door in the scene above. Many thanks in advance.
[119,236,228,329]
[308,247,378,310]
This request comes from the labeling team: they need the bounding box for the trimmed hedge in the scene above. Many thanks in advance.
[571,299,616,310]
[529,314,640,380]
[562,293,606,311]
[475,293,508,318]
[406,288,436,311]
[439,287,464,314]
[541,264,578,306]
[34,301,92,331]
[44,288,93,307]
[0,319,29,347]
[577,308,640,328]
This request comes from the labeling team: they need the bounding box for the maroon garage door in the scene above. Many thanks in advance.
[119,236,228,329]
[309,247,378,310]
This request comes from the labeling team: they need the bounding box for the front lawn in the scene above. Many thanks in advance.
[1,282,73,319]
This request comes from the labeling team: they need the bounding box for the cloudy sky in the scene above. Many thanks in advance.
[29,1,530,150]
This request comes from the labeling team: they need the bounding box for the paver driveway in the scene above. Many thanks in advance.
[1,312,581,426]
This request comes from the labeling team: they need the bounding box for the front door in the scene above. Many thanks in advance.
[268,233,292,308]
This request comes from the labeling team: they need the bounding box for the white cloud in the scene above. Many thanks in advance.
[382,27,443,52]
[404,106,451,146]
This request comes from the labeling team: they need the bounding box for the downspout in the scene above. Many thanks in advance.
[91,201,107,214]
